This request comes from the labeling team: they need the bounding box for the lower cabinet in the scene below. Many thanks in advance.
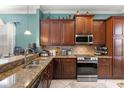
[53,58,76,79]
[41,60,53,88]
[98,58,112,79]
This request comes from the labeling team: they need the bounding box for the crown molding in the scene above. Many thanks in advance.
[42,10,123,14]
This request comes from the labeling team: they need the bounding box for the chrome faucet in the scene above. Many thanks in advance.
[24,48,35,66]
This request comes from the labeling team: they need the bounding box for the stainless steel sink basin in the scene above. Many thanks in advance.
[23,61,39,69]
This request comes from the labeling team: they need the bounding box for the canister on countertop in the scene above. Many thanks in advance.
[61,48,67,56]
[56,47,61,56]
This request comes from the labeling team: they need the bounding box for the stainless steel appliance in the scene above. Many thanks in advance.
[75,34,93,44]
[39,50,49,57]
[77,55,98,82]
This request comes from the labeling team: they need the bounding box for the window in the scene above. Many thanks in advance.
[0,22,15,57]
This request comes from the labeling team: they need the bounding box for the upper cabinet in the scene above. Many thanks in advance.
[40,20,50,46]
[113,18,124,36]
[75,15,94,34]
[61,20,75,45]
[93,20,106,45]
[40,19,75,46]
[50,20,61,45]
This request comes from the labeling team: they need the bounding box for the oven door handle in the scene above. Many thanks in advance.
[77,75,98,78]
[77,61,98,63]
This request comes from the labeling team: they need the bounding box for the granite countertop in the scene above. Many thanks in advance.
[0,54,36,66]
[0,55,76,88]
[0,55,112,88]
[0,57,53,88]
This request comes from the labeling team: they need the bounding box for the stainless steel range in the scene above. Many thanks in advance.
[76,55,98,82]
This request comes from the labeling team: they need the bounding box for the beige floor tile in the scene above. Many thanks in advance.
[50,79,122,88]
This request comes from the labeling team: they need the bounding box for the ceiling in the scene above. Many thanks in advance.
[40,5,124,14]
[0,5,40,14]
[0,5,124,14]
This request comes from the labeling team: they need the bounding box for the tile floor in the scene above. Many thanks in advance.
[50,79,124,88]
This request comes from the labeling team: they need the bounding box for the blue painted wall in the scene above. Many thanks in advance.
[0,9,43,48]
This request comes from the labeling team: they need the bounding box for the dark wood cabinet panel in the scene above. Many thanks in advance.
[61,58,76,79]
[40,19,75,46]
[113,18,124,36]
[40,20,50,45]
[41,61,53,88]
[106,16,124,79]
[50,20,61,45]
[75,17,85,34]
[41,67,49,88]
[93,20,106,45]
[106,18,113,56]
[53,58,76,79]
[61,20,75,45]
[75,15,93,34]
[98,58,112,78]
[113,37,124,78]
[53,59,62,79]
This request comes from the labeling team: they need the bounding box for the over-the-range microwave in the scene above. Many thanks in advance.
[75,34,93,44]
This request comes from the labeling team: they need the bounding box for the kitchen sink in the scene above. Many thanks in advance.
[22,61,39,69]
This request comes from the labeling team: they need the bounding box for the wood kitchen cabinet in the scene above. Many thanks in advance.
[93,20,106,45]
[53,58,76,79]
[41,61,53,88]
[50,20,61,45]
[53,58,62,79]
[113,37,124,78]
[106,16,124,78]
[75,15,94,34]
[61,20,75,45]
[98,58,112,79]
[61,58,76,79]
[40,19,75,46]
[40,20,50,46]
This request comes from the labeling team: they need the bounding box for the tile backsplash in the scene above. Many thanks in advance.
[42,45,95,55]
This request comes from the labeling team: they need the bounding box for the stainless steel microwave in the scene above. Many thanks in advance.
[75,35,93,44]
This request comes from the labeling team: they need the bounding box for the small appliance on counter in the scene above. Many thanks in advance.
[49,49,56,56]
[67,48,72,55]
[39,50,49,57]
[61,48,67,56]
[94,45,108,56]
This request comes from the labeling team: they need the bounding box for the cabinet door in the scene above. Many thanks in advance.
[61,58,76,79]
[50,20,61,45]
[42,68,48,88]
[47,62,53,87]
[98,58,112,78]
[113,18,124,36]
[85,17,93,34]
[75,17,85,34]
[113,37,124,78]
[75,16,93,34]
[53,59,62,79]
[41,20,50,45]
[93,20,105,44]
[61,21,74,45]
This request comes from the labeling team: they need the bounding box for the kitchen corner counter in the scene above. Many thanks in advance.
[0,55,76,88]
[0,56,53,88]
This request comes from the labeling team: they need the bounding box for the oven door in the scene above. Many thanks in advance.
[77,62,97,82]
